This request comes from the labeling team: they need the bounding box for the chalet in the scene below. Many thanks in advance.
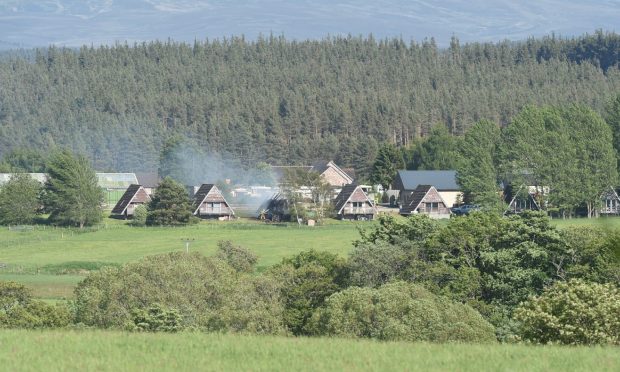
[334,185,377,220]
[192,184,235,220]
[135,172,160,195]
[600,187,620,215]
[111,184,151,218]
[271,160,354,188]
[400,185,451,218]
[393,170,461,208]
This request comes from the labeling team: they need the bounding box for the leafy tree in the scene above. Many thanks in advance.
[515,280,620,345]
[307,281,496,343]
[456,120,502,207]
[605,93,620,174]
[370,144,404,190]
[408,124,461,170]
[267,250,349,335]
[0,173,42,225]
[146,177,194,225]
[44,150,103,228]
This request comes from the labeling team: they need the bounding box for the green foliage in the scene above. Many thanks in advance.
[44,150,104,228]
[0,173,42,225]
[499,105,617,216]
[307,281,496,343]
[370,144,405,190]
[408,124,461,170]
[130,205,147,227]
[146,177,195,225]
[267,250,349,335]
[515,280,620,345]
[0,281,71,329]
[347,241,408,287]
[73,252,286,334]
[355,214,438,246]
[0,149,47,173]
[456,120,502,207]
[215,240,258,273]
[0,34,619,174]
[606,93,620,174]
[131,304,183,332]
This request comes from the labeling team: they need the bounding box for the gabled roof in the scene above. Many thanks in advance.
[111,184,150,215]
[270,161,354,185]
[135,172,160,188]
[334,184,375,214]
[192,184,234,215]
[395,170,459,191]
[400,185,446,214]
[312,160,355,184]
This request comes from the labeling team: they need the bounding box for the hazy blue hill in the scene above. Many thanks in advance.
[0,0,618,49]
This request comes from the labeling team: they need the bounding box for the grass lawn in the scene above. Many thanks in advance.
[0,219,362,299]
[0,330,618,372]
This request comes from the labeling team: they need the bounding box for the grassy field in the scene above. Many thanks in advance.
[0,330,618,372]
[1,216,619,301]
[0,219,361,300]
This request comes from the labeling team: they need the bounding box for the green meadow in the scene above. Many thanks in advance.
[1,216,619,300]
[0,330,618,372]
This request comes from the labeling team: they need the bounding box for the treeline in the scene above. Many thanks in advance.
[2,212,619,345]
[0,31,619,172]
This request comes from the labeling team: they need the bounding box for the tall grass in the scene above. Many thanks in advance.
[0,330,617,372]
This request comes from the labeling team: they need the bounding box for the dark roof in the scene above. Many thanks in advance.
[400,185,433,214]
[135,172,160,188]
[112,184,142,214]
[396,170,459,191]
[334,184,359,213]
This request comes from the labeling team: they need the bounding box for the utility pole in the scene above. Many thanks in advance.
[181,238,195,253]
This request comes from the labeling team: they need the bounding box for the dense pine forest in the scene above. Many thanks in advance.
[0,31,619,174]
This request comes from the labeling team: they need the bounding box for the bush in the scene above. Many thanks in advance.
[348,241,407,287]
[130,205,147,227]
[514,279,620,345]
[0,281,71,329]
[74,252,286,334]
[131,303,183,332]
[215,241,258,273]
[307,281,496,343]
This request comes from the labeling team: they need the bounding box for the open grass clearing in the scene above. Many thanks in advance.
[0,330,618,372]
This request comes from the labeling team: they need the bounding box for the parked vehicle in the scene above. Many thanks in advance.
[450,204,480,216]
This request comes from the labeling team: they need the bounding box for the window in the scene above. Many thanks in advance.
[426,202,439,213]
[352,202,364,208]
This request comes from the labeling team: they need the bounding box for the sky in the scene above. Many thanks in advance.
[0,0,618,49]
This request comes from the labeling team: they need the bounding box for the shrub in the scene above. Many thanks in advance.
[73,252,286,334]
[514,279,620,345]
[348,241,407,287]
[130,205,147,227]
[307,281,496,343]
[215,241,258,273]
[0,281,71,329]
[131,303,183,332]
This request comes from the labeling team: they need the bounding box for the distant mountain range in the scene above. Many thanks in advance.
[0,0,618,49]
